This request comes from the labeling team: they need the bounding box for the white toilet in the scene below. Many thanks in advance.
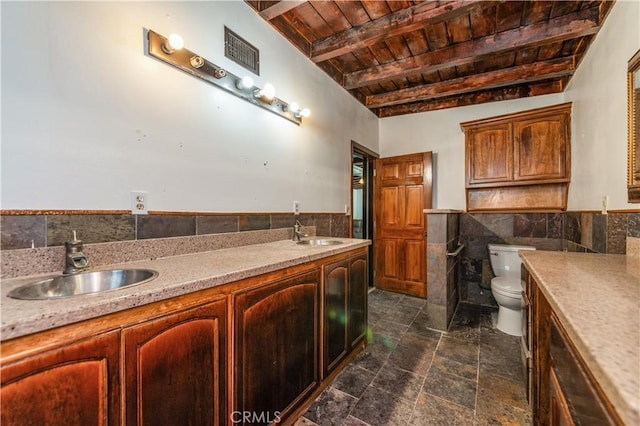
[488,244,536,336]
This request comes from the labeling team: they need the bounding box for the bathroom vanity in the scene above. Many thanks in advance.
[0,238,369,426]
[521,251,639,426]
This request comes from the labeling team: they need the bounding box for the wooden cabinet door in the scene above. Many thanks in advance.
[123,298,226,426]
[234,269,320,425]
[466,123,513,186]
[549,367,575,426]
[322,251,369,377]
[375,152,432,298]
[348,252,368,348]
[1,331,120,426]
[323,259,349,377]
[514,111,569,182]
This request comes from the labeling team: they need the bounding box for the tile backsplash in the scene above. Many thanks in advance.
[1,212,350,250]
[458,211,639,307]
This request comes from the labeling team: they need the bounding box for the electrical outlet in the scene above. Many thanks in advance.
[345,204,351,216]
[601,195,608,214]
[293,201,300,215]
[131,191,149,215]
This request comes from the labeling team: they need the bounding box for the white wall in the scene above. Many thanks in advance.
[379,94,564,209]
[0,1,379,213]
[564,0,640,210]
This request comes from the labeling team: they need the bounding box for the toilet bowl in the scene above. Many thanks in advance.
[488,244,536,336]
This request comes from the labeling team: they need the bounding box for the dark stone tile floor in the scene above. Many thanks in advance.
[296,289,531,426]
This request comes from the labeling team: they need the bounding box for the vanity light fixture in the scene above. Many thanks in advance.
[146,29,308,125]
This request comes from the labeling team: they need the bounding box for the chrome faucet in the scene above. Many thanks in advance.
[293,220,308,242]
[64,230,89,275]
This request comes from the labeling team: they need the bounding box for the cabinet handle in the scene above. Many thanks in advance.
[521,290,530,307]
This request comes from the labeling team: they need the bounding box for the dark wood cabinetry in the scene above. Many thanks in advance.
[322,251,368,377]
[466,122,513,186]
[1,246,368,426]
[462,103,571,211]
[233,269,320,425]
[123,297,227,425]
[323,259,349,375]
[526,269,621,426]
[1,330,121,426]
[348,252,368,348]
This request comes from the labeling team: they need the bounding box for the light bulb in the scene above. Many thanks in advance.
[289,102,300,113]
[300,108,311,118]
[168,34,184,50]
[236,76,254,90]
[260,83,276,101]
[162,33,184,54]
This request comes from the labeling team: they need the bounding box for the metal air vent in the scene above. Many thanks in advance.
[224,27,259,75]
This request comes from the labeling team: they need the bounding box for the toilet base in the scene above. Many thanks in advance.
[496,305,522,336]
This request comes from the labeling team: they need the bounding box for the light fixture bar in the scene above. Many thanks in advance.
[146,29,304,125]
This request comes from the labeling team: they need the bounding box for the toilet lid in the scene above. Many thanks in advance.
[491,277,523,295]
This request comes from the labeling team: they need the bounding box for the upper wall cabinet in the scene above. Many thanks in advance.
[461,103,571,211]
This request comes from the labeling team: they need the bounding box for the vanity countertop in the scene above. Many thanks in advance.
[0,238,370,341]
[520,251,639,426]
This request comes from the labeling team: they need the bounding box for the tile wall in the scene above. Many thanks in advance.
[0,212,350,250]
[458,211,640,307]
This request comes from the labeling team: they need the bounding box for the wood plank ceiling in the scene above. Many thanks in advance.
[246,0,615,117]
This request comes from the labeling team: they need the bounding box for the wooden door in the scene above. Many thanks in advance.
[466,123,513,186]
[123,298,226,426]
[374,152,432,298]
[513,110,570,182]
[233,269,320,425]
[1,331,120,426]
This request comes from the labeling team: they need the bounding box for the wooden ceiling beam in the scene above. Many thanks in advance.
[376,80,566,117]
[366,57,576,108]
[259,1,306,21]
[310,0,486,63]
[345,6,600,89]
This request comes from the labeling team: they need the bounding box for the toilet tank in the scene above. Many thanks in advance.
[488,244,536,280]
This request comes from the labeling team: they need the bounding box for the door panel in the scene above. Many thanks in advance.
[404,185,425,228]
[406,161,424,178]
[381,239,401,279]
[374,152,432,298]
[381,187,402,226]
[405,239,425,284]
[381,163,402,181]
